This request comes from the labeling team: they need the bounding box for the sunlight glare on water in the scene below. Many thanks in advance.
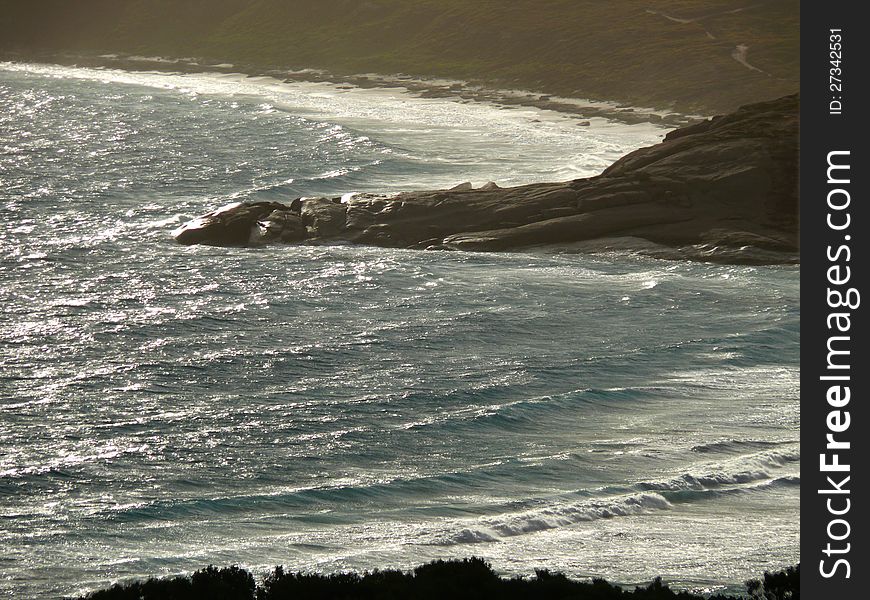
[0,62,797,599]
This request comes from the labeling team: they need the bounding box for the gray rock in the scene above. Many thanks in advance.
[172,201,288,246]
[172,94,799,264]
[299,197,348,238]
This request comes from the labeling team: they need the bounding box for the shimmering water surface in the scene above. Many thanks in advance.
[0,62,799,599]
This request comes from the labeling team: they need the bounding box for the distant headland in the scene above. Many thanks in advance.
[1,0,798,115]
[0,1,800,264]
[173,93,799,265]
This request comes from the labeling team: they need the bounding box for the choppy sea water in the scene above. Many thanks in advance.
[0,62,798,599]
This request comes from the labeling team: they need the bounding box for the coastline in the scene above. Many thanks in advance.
[1,54,799,264]
[1,4,802,598]
[172,93,800,265]
[1,54,804,596]
[0,0,800,115]
[0,50,702,128]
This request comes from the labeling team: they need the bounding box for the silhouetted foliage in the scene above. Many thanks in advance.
[745,564,800,600]
[80,559,800,600]
[84,565,254,600]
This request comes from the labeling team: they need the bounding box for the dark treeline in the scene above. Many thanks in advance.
[78,558,799,600]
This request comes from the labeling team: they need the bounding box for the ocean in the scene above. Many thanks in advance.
[0,62,799,599]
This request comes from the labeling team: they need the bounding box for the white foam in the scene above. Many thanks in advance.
[436,492,672,545]
[1,61,668,189]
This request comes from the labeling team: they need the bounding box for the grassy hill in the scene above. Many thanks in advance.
[0,0,799,113]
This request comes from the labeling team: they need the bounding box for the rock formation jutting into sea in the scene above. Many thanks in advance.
[173,94,799,265]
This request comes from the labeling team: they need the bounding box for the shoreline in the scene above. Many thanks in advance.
[172,94,800,265]
[0,50,702,128]
[1,54,799,264]
[0,0,800,116]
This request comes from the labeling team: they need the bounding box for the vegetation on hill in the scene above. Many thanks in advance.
[78,559,800,600]
[1,0,798,113]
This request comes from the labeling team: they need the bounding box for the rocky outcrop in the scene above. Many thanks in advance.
[173,94,799,264]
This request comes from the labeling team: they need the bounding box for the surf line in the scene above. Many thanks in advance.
[818,149,858,580]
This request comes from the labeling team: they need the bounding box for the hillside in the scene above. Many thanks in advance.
[0,0,798,113]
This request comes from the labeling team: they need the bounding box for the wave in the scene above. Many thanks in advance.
[98,470,506,523]
[0,465,80,498]
[432,449,799,546]
[433,492,673,545]
[87,440,779,547]
[660,475,800,503]
[691,439,791,454]
[84,445,799,527]
[638,449,799,493]
[400,386,668,434]
[97,455,573,524]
